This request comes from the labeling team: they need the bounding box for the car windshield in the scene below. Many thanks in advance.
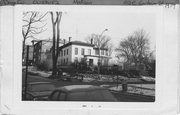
[67,92,87,101]
[67,89,116,101]
[28,84,54,92]
[100,90,117,101]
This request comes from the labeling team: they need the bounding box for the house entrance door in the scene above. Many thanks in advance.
[89,59,93,66]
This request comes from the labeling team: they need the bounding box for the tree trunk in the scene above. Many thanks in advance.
[55,12,62,69]
[51,12,57,76]
[22,39,26,62]
[51,12,62,76]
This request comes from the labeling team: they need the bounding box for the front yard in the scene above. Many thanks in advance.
[25,67,155,97]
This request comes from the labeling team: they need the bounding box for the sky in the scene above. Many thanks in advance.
[31,9,156,50]
[25,7,157,63]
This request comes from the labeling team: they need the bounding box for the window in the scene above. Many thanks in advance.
[61,51,63,56]
[95,49,99,55]
[66,58,68,64]
[106,50,108,56]
[64,50,66,56]
[51,91,60,101]
[88,49,91,55]
[59,92,67,101]
[87,90,102,101]
[101,50,104,55]
[75,48,78,55]
[64,59,65,64]
[81,48,85,55]
[67,92,87,101]
[67,49,68,55]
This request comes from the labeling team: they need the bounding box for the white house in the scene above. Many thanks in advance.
[58,40,111,66]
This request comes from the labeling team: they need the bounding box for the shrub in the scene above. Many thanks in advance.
[36,61,49,71]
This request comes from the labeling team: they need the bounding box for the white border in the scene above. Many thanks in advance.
[1,5,179,115]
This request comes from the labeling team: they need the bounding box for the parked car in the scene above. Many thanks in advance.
[49,85,117,101]
[22,82,55,101]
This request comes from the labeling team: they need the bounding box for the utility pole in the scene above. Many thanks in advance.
[24,45,29,100]
[97,29,108,76]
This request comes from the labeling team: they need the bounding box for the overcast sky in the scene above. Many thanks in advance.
[31,9,156,52]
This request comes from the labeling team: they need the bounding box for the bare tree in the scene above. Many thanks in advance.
[85,33,113,56]
[116,29,150,69]
[22,11,47,61]
[107,43,113,56]
[50,12,62,76]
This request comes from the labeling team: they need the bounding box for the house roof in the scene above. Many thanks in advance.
[59,41,94,50]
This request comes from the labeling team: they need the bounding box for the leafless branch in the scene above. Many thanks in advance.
[22,11,48,60]
[116,29,151,67]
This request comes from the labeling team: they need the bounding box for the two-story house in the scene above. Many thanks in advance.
[58,40,111,66]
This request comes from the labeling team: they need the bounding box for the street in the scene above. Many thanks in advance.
[22,71,155,102]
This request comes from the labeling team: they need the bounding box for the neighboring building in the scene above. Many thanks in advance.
[23,39,63,67]
[31,39,64,63]
[58,40,111,66]
[23,45,34,65]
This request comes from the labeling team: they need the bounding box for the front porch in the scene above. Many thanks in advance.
[84,55,112,66]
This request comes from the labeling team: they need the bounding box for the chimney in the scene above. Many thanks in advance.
[69,37,71,42]
[63,39,66,45]
[91,38,93,44]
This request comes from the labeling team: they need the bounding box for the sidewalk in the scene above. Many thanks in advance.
[22,71,54,87]
[28,70,51,78]
[101,84,155,96]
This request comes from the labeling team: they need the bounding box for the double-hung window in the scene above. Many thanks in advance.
[75,48,78,55]
[88,49,91,55]
[81,48,85,55]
